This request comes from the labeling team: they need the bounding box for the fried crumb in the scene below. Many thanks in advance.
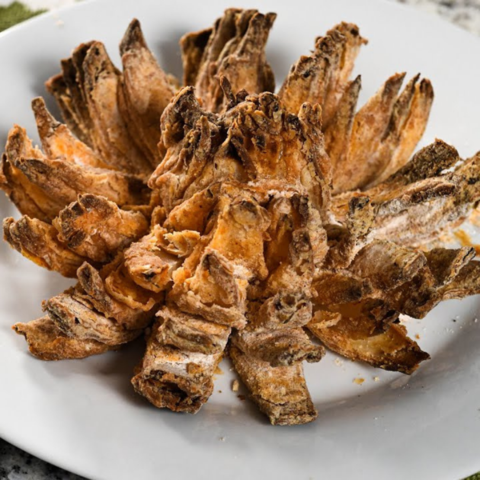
[215,366,224,375]
[232,379,239,392]
[415,334,420,340]
[353,377,365,385]
[237,394,246,401]
[218,390,222,394]
[373,376,380,382]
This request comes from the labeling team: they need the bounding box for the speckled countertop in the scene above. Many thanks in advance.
[397,0,480,34]
[1,0,480,479]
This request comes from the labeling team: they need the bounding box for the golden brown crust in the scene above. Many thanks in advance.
[82,42,152,175]
[1,127,65,221]
[45,72,89,145]
[331,140,480,246]
[389,248,477,318]
[149,89,226,211]
[104,257,161,312]
[349,240,426,291]
[323,195,374,269]
[123,225,185,293]
[307,312,429,374]
[44,293,143,345]
[324,75,361,173]
[119,19,175,167]
[334,72,406,192]
[76,262,155,330]
[313,270,373,306]
[232,328,324,367]
[156,306,231,355]
[322,23,367,127]
[14,154,148,208]
[13,316,116,361]
[180,27,212,87]
[170,249,250,328]
[3,216,85,278]
[441,260,480,300]
[229,344,318,425]
[372,78,434,186]
[168,186,272,328]
[229,94,332,217]
[131,321,220,414]
[59,42,96,145]
[278,22,367,124]
[31,97,109,170]
[186,9,276,113]
[54,194,149,263]
[4,120,150,210]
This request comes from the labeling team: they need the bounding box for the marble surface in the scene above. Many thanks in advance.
[397,0,480,35]
[1,0,480,478]
[0,441,85,480]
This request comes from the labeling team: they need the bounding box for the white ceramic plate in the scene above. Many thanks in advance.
[1,0,480,478]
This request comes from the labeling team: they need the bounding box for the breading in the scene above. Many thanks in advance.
[31,97,109,169]
[13,151,148,207]
[44,293,143,345]
[13,316,116,361]
[181,9,276,113]
[124,225,184,292]
[54,194,149,263]
[278,22,366,122]
[308,312,429,374]
[1,126,65,221]
[76,262,155,330]
[3,216,85,277]
[229,344,317,426]
[232,328,324,367]
[119,19,175,166]
[156,305,231,355]
[132,320,221,413]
